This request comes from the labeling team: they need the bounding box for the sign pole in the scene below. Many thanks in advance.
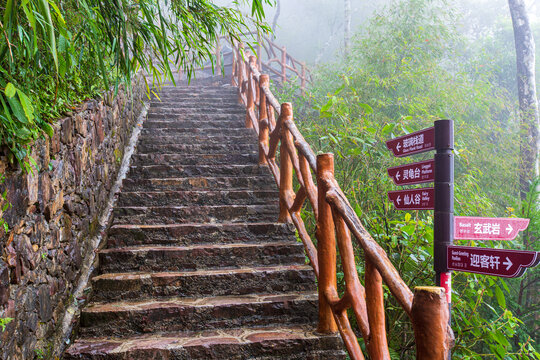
[434,119,454,326]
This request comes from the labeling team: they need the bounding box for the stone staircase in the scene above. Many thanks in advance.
[63,77,346,359]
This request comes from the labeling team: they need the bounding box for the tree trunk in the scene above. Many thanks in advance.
[344,0,351,59]
[508,0,539,200]
[271,0,280,41]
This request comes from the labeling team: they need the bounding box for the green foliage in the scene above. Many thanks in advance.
[276,0,538,357]
[0,317,13,332]
[1,0,272,170]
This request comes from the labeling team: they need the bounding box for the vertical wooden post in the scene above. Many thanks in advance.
[237,43,245,105]
[245,55,255,129]
[411,287,452,360]
[316,153,337,333]
[301,62,306,93]
[281,46,287,83]
[259,74,270,165]
[278,103,293,223]
[365,258,390,359]
[215,39,221,75]
[231,41,236,86]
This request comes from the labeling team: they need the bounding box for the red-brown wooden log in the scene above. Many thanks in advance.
[237,43,245,105]
[316,153,338,333]
[258,74,270,165]
[299,153,318,219]
[331,210,370,339]
[281,46,287,83]
[245,56,255,129]
[365,258,390,359]
[325,186,414,314]
[411,287,452,360]
[278,103,294,223]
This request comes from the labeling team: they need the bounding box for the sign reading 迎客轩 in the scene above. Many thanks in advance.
[447,245,539,278]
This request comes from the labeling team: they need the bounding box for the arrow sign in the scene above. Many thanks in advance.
[386,127,435,157]
[454,216,530,241]
[447,245,539,278]
[388,188,434,210]
[387,159,435,186]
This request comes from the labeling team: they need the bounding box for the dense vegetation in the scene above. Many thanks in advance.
[278,0,539,358]
[0,0,270,171]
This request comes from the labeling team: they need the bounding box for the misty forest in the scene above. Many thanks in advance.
[0,0,539,359]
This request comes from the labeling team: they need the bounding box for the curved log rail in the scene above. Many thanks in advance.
[214,34,311,91]
[230,41,452,360]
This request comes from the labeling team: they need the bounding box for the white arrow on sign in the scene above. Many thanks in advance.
[396,172,401,181]
[506,224,513,235]
[503,257,513,271]
[396,143,401,152]
[397,195,402,205]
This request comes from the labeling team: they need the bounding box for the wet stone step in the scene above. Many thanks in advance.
[137,134,257,145]
[64,325,346,360]
[135,143,257,154]
[140,127,255,136]
[99,242,304,273]
[106,223,296,248]
[112,204,280,225]
[121,176,275,192]
[149,101,243,109]
[90,265,317,301]
[79,292,318,338]
[127,165,269,179]
[147,106,244,113]
[117,189,278,207]
[142,119,245,129]
[131,153,258,166]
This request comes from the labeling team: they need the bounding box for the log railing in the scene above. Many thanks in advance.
[231,41,453,360]
[214,35,311,91]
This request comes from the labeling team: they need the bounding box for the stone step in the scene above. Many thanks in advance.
[135,143,257,154]
[117,189,278,207]
[79,292,318,337]
[90,265,316,301]
[142,119,245,129]
[99,242,304,273]
[131,153,258,166]
[140,127,255,136]
[107,223,296,248]
[148,106,244,113]
[149,101,243,109]
[127,164,269,179]
[121,176,275,192]
[112,204,279,225]
[137,133,256,145]
[64,325,346,360]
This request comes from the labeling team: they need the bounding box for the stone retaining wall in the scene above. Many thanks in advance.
[0,76,145,359]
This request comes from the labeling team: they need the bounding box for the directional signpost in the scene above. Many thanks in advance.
[447,246,539,278]
[385,127,435,157]
[387,159,434,185]
[385,119,540,356]
[454,216,530,241]
[388,188,434,210]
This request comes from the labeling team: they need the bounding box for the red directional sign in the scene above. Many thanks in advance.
[386,127,435,157]
[388,188,434,210]
[454,216,530,241]
[387,159,435,186]
[447,245,539,278]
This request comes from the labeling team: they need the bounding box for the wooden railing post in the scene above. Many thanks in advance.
[411,287,452,360]
[281,46,287,83]
[215,39,221,75]
[245,55,256,128]
[258,74,270,165]
[316,153,338,333]
[278,103,293,223]
[365,258,390,359]
[301,62,306,94]
[257,33,263,71]
[237,43,245,105]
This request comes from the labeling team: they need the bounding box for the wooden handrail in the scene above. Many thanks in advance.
[230,41,451,360]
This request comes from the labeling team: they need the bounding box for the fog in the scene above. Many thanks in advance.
[216,0,539,66]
